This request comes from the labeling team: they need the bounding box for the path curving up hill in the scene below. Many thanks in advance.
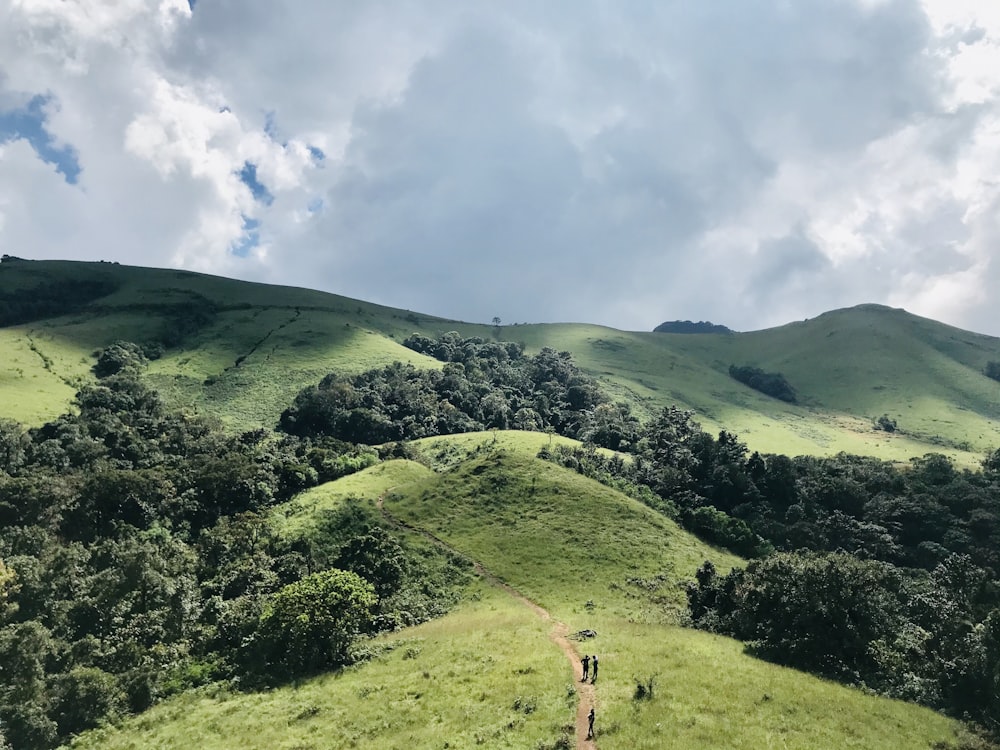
[377,492,597,748]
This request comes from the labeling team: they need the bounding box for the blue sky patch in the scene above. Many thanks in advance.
[0,94,81,184]
[238,161,274,205]
[231,216,260,258]
[308,145,325,163]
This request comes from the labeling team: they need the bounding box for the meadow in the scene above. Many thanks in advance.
[67,438,974,750]
[3,259,1000,462]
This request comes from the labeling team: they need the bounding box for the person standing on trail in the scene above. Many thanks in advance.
[587,707,595,739]
[581,654,590,682]
[590,654,599,683]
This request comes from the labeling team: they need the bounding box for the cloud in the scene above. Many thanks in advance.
[1,0,999,335]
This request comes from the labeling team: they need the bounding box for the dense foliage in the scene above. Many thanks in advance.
[0,278,119,327]
[728,364,797,403]
[687,552,1000,734]
[279,333,640,450]
[541,409,1000,735]
[0,347,466,750]
[653,320,733,334]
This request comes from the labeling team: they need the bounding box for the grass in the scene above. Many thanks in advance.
[67,585,576,750]
[381,447,742,623]
[275,459,436,537]
[67,434,975,749]
[580,620,962,750]
[6,259,1000,462]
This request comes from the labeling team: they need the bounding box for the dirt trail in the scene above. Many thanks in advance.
[376,493,597,748]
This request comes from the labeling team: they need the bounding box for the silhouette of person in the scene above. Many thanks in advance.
[590,654,599,683]
[581,654,590,682]
[587,707,595,739]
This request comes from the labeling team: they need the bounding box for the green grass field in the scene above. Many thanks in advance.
[67,585,575,750]
[4,258,999,462]
[67,436,973,749]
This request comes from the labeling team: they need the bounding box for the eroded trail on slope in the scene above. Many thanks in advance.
[377,493,597,749]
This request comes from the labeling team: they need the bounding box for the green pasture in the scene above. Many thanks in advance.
[3,259,1000,463]
[382,448,742,623]
[575,619,964,750]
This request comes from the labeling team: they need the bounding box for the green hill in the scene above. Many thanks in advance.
[66,438,972,750]
[3,257,1000,464]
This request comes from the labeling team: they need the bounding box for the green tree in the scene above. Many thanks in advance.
[93,341,147,378]
[255,569,376,680]
[334,528,406,599]
[50,666,122,737]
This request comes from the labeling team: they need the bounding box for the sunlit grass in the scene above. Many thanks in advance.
[67,435,973,750]
[4,259,1000,464]
[581,620,961,750]
[68,585,576,750]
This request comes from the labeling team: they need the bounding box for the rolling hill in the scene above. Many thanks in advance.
[2,257,999,464]
[66,435,972,750]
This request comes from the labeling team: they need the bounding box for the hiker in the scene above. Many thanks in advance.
[581,654,590,682]
[591,654,599,683]
[587,707,595,739]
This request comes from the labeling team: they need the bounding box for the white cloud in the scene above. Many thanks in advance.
[2,0,1000,335]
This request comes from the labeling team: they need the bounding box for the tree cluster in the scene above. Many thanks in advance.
[279,333,641,450]
[0,346,465,749]
[0,278,119,327]
[728,364,797,403]
[653,320,732,334]
[687,552,1000,734]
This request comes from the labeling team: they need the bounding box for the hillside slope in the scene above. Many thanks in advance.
[67,438,970,750]
[3,258,1000,462]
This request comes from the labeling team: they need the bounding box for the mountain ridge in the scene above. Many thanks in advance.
[2,258,999,463]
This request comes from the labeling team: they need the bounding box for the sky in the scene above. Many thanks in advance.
[1,1,1000,335]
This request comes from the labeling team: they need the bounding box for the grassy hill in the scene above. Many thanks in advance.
[67,436,973,750]
[3,257,1000,463]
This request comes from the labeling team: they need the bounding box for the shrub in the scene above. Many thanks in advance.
[254,569,377,681]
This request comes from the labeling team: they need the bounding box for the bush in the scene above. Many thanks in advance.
[874,414,898,433]
[254,569,377,681]
[633,675,657,700]
[93,341,147,378]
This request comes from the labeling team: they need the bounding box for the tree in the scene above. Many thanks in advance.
[50,666,122,737]
[731,552,904,682]
[334,528,405,599]
[728,365,797,403]
[254,569,376,680]
[93,341,147,378]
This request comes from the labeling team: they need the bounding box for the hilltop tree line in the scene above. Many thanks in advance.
[0,347,466,750]
[0,278,119,328]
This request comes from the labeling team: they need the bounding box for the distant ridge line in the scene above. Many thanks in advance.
[653,319,734,334]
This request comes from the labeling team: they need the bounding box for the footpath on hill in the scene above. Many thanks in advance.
[377,492,598,749]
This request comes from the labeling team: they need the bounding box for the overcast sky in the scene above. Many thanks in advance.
[2,1,999,334]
